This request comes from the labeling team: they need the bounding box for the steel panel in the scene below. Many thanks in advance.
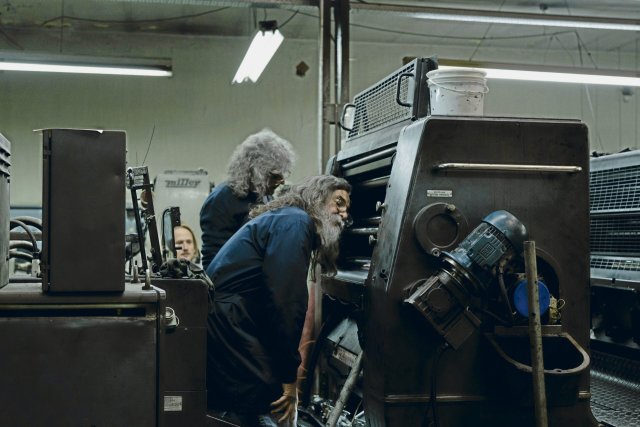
[41,129,126,292]
[0,282,163,427]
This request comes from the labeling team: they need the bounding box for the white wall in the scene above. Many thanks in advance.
[1,33,320,206]
[1,32,639,206]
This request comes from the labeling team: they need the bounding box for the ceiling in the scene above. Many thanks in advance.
[1,0,639,65]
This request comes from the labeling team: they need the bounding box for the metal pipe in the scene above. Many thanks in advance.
[334,0,350,154]
[358,216,382,226]
[334,269,368,285]
[318,0,331,173]
[346,227,379,236]
[326,351,364,427]
[354,175,390,188]
[434,162,582,173]
[341,147,396,170]
[315,0,331,402]
[344,257,371,267]
[524,241,548,427]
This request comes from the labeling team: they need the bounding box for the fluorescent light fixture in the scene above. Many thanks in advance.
[438,59,640,87]
[351,3,640,31]
[0,51,172,77]
[415,11,640,31]
[233,20,284,84]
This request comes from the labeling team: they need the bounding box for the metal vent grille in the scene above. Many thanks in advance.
[590,165,640,212]
[0,135,10,178]
[590,256,640,272]
[348,62,415,140]
[591,216,640,255]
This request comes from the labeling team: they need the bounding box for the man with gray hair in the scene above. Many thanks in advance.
[199,128,296,269]
[206,175,351,427]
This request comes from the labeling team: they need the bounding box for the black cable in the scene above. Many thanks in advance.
[142,124,155,166]
[10,219,39,258]
[0,25,24,50]
[9,249,33,261]
[9,241,36,252]
[478,307,511,327]
[497,268,514,322]
[40,7,229,27]
[11,216,42,230]
[292,8,577,42]
[279,11,299,29]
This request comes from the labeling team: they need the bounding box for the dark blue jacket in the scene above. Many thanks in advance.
[206,206,316,414]
[199,183,258,269]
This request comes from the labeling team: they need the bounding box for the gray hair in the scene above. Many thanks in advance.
[250,175,351,275]
[227,128,296,199]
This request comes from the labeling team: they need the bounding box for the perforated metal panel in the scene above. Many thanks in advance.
[591,216,640,255]
[590,165,640,213]
[591,256,640,272]
[347,57,436,141]
[590,151,640,280]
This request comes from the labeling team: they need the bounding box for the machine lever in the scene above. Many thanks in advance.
[434,162,582,173]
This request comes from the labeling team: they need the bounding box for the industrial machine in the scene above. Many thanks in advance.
[0,129,210,427]
[302,58,597,427]
[589,149,640,353]
[588,149,640,427]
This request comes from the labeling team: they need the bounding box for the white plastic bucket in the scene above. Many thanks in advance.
[427,68,488,116]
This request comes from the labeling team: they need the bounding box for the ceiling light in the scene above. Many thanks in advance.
[438,59,640,87]
[232,20,284,84]
[0,51,172,77]
[351,3,640,31]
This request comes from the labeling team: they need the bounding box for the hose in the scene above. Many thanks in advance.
[9,249,34,261]
[10,240,37,252]
[11,216,42,230]
[10,219,39,257]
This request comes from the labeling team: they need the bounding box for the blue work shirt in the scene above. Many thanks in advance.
[199,182,259,269]
[206,206,316,414]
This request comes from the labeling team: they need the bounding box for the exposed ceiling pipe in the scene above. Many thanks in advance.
[98,0,317,10]
[350,2,640,31]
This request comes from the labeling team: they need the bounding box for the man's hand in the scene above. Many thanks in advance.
[270,382,298,425]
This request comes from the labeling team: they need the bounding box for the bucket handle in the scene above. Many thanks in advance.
[396,72,414,107]
[429,79,489,95]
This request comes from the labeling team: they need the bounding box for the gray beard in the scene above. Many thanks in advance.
[316,211,344,276]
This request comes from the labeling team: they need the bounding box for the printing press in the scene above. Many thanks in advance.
[0,129,210,426]
[301,58,599,427]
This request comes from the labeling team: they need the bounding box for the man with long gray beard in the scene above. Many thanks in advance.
[205,175,351,427]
